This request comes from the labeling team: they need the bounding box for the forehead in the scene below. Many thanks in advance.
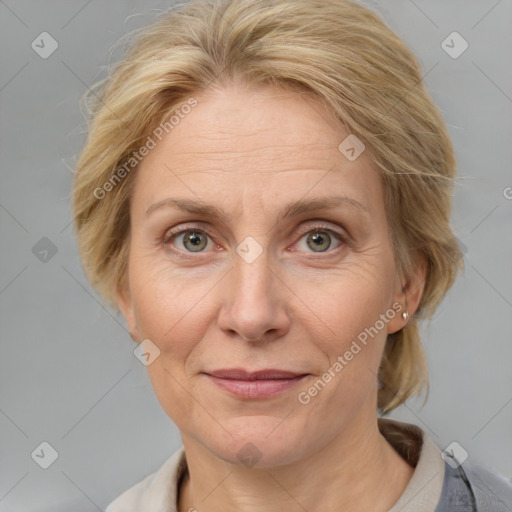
[132,84,382,214]
[156,85,344,161]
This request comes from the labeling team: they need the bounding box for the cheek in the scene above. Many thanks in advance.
[294,272,391,418]
[129,264,215,423]
[129,259,216,364]
[292,255,394,343]
[289,257,395,410]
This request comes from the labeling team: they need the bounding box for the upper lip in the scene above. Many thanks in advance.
[205,369,307,380]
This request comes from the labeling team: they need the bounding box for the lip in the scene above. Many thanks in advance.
[203,369,309,399]
[207,368,306,380]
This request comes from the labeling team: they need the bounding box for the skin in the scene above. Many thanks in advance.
[117,82,426,512]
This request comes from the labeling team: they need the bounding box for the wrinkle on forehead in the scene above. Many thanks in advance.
[133,83,380,223]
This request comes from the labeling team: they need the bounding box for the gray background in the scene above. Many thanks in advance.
[1,0,511,510]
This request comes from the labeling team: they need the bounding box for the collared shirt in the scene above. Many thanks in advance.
[106,418,512,511]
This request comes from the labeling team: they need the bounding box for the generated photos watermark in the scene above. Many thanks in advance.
[93,97,198,200]
[297,302,404,404]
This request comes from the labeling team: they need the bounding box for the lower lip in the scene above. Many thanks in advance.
[206,375,308,399]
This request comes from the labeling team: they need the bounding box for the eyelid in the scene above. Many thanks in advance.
[162,221,212,240]
[293,220,346,239]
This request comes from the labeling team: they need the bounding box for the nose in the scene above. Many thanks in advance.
[217,248,292,343]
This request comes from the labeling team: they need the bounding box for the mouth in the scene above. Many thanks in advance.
[202,368,310,399]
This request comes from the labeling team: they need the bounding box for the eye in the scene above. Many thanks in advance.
[162,223,345,257]
[295,227,344,253]
[165,229,214,253]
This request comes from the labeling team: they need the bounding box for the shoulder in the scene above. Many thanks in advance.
[437,458,512,512]
[105,447,186,512]
[464,460,512,511]
[377,417,512,512]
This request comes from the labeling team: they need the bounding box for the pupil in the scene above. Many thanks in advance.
[185,231,205,251]
[308,232,330,252]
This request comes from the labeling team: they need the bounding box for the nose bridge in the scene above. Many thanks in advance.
[219,242,289,342]
[233,245,273,302]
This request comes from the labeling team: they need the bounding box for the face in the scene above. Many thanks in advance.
[118,84,420,467]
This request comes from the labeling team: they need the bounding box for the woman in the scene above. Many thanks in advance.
[72,0,512,510]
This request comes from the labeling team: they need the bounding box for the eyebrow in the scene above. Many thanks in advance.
[145,195,370,221]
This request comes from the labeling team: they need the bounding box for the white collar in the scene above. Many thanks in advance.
[106,418,445,512]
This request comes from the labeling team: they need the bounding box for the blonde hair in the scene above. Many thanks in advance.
[72,0,464,414]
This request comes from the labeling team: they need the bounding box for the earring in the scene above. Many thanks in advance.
[402,310,409,321]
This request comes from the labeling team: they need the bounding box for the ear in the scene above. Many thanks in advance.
[115,282,141,343]
[387,255,427,335]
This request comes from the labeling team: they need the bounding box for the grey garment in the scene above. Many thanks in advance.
[435,460,512,512]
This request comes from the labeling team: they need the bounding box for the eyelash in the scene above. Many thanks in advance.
[161,222,346,259]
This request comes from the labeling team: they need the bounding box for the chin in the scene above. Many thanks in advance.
[203,415,311,469]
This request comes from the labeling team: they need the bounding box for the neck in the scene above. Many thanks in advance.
[178,409,414,512]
